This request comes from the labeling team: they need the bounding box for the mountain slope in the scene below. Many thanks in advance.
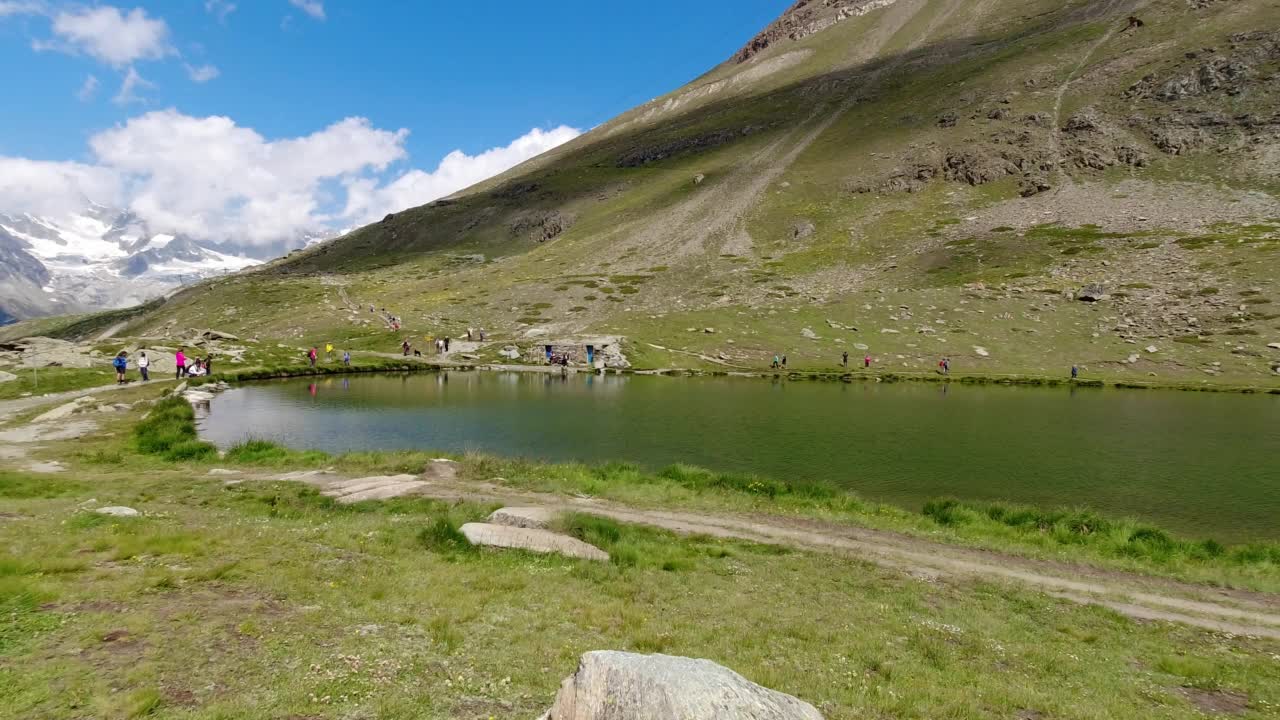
[41,0,1280,383]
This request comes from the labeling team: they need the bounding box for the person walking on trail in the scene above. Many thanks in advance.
[864,354,871,369]
[138,351,150,381]
[771,355,780,369]
[325,343,334,358]
[466,328,473,341]
[1071,364,1079,380]
[204,355,213,376]
[343,350,351,367]
[308,347,318,368]
[444,337,451,353]
[781,355,787,369]
[943,357,950,375]
[842,351,849,368]
[402,340,411,356]
[112,351,128,384]
[175,347,187,379]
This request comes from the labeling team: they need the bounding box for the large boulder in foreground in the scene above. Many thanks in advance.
[539,651,824,720]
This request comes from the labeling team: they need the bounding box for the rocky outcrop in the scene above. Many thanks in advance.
[539,652,824,720]
[510,211,573,243]
[489,506,557,530]
[460,523,609,562]
[616,126,768,168]
[1077,284,1108,302]
[321,475,429,503]
[732,0,900,64]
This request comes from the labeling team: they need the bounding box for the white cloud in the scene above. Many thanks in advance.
[44,6,172,67]
[288,0,324,20]
[342,126,581,224]
[185,63,220,83]
[0,1,42,17]
[0,157,121,217]
[0,110,580,248]
[112,66,154,105]
[87,110,408,242]
[205,0,236,22]
[76,74,99,102]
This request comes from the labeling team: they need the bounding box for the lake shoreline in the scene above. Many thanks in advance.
[202,356,1280,395]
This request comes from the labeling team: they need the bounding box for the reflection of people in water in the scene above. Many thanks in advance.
[308,383,317,397]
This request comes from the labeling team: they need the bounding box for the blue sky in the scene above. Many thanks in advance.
[0,1,786,244]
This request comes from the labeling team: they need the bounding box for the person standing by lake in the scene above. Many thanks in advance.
[175,347,187,379]
[864,354,871,369]
[308,347,318,367]
[138,351,150,381]
[204,355,213,376]
[1071,364,1079,380]
[343,350,351,367]
[842,351,849,368]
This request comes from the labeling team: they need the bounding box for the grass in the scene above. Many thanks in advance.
[1,359,1279,718]
[921,499,1280,569]
[3,440,1279,719]
[132,395,217,461]
[0,366,118,401]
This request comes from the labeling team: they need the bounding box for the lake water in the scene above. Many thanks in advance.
[199,372,1280,542]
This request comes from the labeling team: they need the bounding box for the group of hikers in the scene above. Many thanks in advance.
[308,345,351,367]
[837,351,874,369]
[773,351,874,371]
[398,328,486,358]
[109,346,213,384]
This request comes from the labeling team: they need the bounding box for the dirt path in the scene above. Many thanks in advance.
[215,463,1280,638]
[0,379,174,424]
[363,475,1280,639]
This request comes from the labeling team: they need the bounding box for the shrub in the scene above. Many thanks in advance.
[417,517,475,555]
[224,439,291,464]
[132,396,216,461]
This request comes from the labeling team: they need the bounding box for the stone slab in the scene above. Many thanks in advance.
[460,523,608,562]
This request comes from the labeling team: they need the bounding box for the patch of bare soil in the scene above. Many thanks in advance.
[1179,687,1250,715]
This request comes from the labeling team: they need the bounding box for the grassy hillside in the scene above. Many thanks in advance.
[14,0,1280,386]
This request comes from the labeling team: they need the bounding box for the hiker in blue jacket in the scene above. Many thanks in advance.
[112,351,128,384]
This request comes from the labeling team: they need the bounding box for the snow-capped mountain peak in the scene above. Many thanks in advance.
[0,206,330,324]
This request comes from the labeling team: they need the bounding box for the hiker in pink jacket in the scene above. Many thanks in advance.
[175,347,187,379]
